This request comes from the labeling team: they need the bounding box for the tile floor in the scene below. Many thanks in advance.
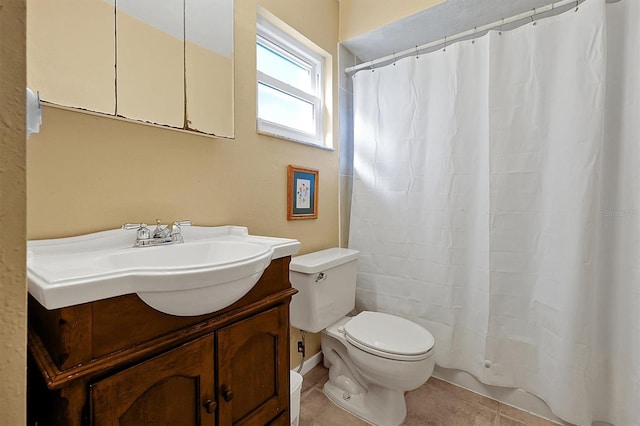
[299,364,560,426]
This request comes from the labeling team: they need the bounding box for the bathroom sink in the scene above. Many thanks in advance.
[27,226,300,316]
[104,240,268,270]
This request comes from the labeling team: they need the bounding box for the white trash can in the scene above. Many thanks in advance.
[290,370,303,426]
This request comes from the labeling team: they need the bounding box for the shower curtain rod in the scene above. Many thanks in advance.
[345,0,585,74]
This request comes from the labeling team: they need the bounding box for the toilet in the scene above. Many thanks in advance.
[289,248,435,426]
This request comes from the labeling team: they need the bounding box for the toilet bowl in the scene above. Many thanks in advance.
[289,248,435,426]
[321,313,435,425]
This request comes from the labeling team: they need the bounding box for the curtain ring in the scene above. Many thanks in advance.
[443,35,447,52]
[472,26,477,44]
[498,18,504,36]
[415,45,419,59]
[531,9,537,26]
[392,53,396,66]
[575,0,579,12]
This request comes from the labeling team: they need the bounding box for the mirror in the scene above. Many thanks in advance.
[27,0,116,115]
[27,0,234,138]
[185,0,234,136]
[116,0,185,128]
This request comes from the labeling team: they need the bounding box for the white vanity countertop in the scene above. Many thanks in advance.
[27,225,301,311]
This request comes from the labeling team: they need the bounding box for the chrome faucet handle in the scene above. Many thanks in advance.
[172,220,192,229]
[169,220,190,244]
[170,220,191,236]
[122,223,147,230]
[137,225,151,240]
[122,223,150,242]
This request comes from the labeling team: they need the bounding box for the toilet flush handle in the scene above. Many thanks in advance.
[315,272,327,283]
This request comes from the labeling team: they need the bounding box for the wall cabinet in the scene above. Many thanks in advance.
[27,0,234,138]
[28,257,294,426]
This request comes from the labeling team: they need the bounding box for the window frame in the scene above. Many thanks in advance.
[256,15,325,147]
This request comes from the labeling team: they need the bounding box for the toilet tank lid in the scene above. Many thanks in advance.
[290,248,359,274]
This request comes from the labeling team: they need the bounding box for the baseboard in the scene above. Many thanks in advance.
[292,351,323,376]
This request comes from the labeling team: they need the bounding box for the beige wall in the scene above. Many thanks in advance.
[0,0,27,423]
[27,1,338,369]
[339,0,444,41]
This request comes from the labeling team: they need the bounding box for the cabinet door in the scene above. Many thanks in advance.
[184,0,234,137]
[90,335,215,426]
[116,0,185,127]
[27,0,115,114]
[217,306,289,425]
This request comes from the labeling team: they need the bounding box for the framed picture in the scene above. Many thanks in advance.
[287,165,319,220]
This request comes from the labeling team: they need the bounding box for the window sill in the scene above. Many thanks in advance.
[257,129,335,151]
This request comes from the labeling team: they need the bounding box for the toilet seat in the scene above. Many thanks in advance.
[343,312,435,361]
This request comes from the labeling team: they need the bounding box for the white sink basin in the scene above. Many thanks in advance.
[27,226,300,316]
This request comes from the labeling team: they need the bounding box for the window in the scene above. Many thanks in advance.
[257,15,326,147]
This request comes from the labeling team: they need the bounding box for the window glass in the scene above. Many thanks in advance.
[257,43,311,94]
[256,15,325,147]
[258,83,314,134]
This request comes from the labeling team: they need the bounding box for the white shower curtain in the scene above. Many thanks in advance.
[349,0,640,424]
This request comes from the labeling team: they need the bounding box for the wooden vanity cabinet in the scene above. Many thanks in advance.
[28,257,295,426]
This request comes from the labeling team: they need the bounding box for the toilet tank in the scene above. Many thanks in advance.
[289,248,359,333]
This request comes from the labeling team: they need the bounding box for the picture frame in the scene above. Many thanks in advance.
[287,165,319,220]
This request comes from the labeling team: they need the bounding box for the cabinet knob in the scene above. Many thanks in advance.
[204,399,217,414]
[221,385,234,402]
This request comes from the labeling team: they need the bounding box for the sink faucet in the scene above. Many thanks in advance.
[122,219,192,247]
